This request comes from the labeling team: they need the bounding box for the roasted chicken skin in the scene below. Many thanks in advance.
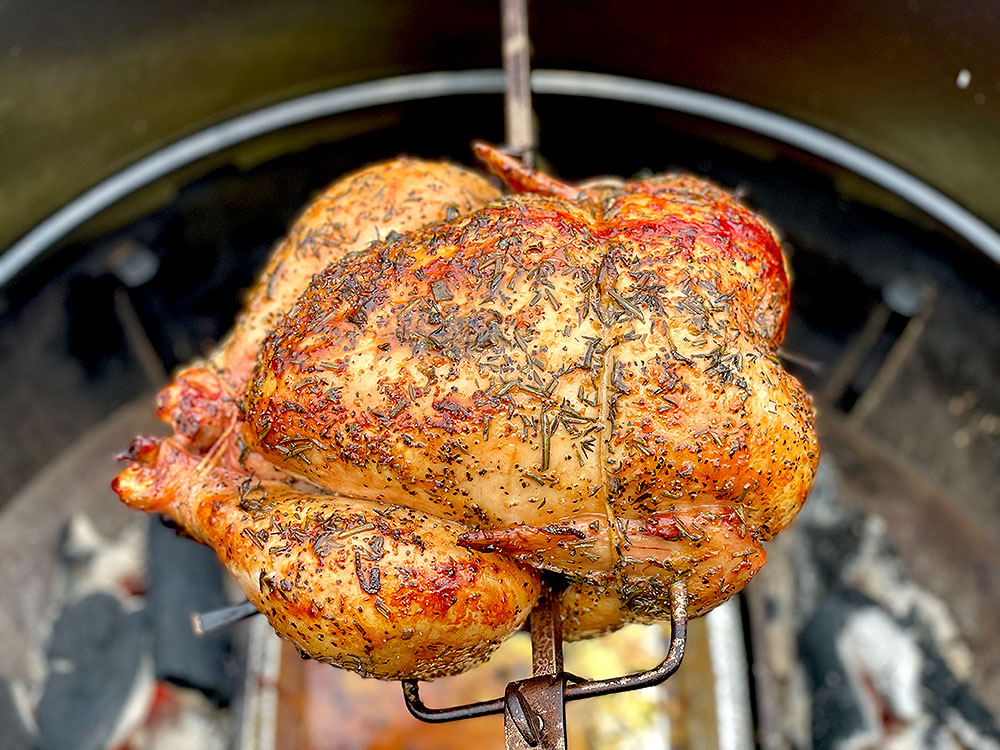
[114,144,818,679]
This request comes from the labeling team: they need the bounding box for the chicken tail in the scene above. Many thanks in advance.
[473,141,592,201]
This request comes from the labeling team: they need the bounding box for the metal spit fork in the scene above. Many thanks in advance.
[401,578,688,750]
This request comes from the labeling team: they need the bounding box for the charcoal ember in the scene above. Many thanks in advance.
[0,676,37,750]
[147,518,235,704]
[57,514,146,597]
[36,593,147,750]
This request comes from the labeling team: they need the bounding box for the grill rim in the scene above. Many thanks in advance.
[3,68,999,291]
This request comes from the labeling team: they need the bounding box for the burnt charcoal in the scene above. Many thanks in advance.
[57,514,100,565]
[799,590,1000,747]
[147,518,235,704]
[36,593,145,750]
[0,677,37,750]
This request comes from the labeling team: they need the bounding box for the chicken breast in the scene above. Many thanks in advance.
[114,144,818,676]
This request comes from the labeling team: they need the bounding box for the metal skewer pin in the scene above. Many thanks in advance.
[502,0,536,166]
[191,600,259,637]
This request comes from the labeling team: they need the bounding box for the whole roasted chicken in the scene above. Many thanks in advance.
[114,144,818,680]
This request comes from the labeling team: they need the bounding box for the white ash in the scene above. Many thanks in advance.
[60,513,147,606]
[19,513,232,749]
[837,606,922,725]
[106,653,157,750]
[843,514,973,681]
[943,709,1000,750]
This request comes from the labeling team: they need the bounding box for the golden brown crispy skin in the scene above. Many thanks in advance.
[115,144,818,673]
[458,504,764,623]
